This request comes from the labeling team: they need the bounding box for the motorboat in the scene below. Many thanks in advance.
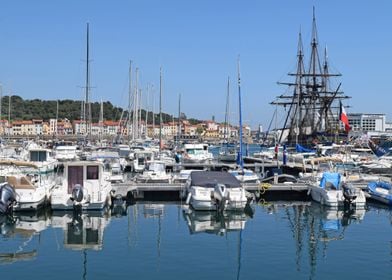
[173,169,202,183]
[54,145,79,161]
[21,146,58,174]
[217,144,237,163]
[135,160,172,183]
[87,151,124,183]
[182,143,214,164]
[184,171,250,211]
[0,160,56,211]
[228,168,260,184]
[307,172,366,208]
[131,149,154,173]
[50,161,113,210]
[367,181,392,205]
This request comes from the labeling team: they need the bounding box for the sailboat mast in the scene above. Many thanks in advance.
[159,67,163,154]
[99,99,103,142]
[224,76,230,142]
[152,85,155,138]
[56,100,59,138]
[237,57,244,170]
[133,67,139,140]
[128,60,132,140]
[139,89,142,138]
[85,22,91,137]
[8,94,11,137]
[178,93,181,143]
[145,84,150,137]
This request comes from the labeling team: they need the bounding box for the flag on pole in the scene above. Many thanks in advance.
[339,101,350,132]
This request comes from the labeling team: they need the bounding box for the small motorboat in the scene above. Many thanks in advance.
[367,181,392,206]
[307,172,366,208]
[184,171,250,211]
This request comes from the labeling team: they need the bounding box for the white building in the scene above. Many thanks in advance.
[348,113,386,132]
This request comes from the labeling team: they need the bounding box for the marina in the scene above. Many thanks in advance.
[1,1,392,279]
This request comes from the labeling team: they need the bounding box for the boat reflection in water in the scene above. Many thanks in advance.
[183,208,252,235]
[0,210,50,264]
[143,203,165,218]
[273,201,366,279]
[51,211,111,251]
[312,203,365,243]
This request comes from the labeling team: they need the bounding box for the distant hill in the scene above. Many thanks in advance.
[0,95,195,124]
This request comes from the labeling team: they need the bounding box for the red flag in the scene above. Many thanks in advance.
[339,101,350,132]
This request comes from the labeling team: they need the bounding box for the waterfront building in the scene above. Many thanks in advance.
[11,120,37,135]
[218,124,238,140]
[0,120,9,135]
[102,120,120,135]
[73,120,87,135]
[348,113,386,132]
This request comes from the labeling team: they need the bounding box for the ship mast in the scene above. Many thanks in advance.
[271,7,350,145]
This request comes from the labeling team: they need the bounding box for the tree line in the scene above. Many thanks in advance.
[0,95,199,125]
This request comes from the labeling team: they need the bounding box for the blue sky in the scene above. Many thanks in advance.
[0,0,391,129]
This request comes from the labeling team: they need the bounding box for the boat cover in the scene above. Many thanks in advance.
[296,144,316,153]
[319,172,341,189]
[190,171,241,188]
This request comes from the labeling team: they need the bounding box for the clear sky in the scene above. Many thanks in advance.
[0,0,391,129]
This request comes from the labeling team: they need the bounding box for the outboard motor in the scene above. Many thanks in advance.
[342,183,360,204]
[0,214,16,236]
[71,184,84,203]
[214,184,228,211]
[0,183,16,214]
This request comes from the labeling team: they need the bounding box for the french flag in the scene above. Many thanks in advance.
[339,101,350,132]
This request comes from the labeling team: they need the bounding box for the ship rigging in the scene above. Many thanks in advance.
[271,8,350,146]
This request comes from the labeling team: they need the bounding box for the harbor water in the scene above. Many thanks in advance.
[1,201,391,279]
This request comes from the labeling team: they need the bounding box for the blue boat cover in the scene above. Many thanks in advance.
[295,144,316,153]
[319,172,341,189]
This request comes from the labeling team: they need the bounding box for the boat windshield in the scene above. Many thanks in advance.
[148,162,165,172]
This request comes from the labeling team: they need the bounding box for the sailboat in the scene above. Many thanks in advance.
[228,58,260,184]
[218,77,237,163]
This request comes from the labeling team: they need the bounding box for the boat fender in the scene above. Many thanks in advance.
[185,192,192,205]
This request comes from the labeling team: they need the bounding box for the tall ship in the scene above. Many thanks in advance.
[271,8,350,146]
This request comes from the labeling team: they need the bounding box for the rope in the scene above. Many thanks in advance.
[259,182,271,195]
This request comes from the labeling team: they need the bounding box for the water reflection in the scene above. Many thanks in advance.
[183,209,251,235]
[51,211,111,251]
[0,210,50,264]
[268,201,366,279]
[0,209,110,265]
[1,200,391,279]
